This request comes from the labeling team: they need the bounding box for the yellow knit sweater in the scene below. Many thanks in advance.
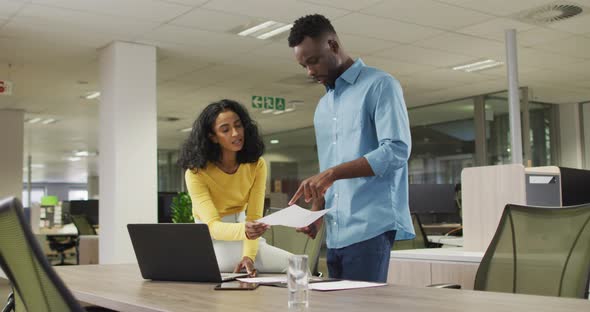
[185,157,266,261]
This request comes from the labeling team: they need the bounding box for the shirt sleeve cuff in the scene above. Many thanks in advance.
[364,149,388,177]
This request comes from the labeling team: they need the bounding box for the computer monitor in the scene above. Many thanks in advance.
[158,192,178,223]
[61,201,71,224]
[69,200,99,226]
[409,184,460,224]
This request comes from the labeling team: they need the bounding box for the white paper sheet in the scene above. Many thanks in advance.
[237,276,328,284]
[237,276,288,284]
[310,281,387,291]
[257,205,331,228]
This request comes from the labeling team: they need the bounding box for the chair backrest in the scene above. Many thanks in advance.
[70,215,96,235]
[0,197,85,312]
[392,213,428,250]
[474,203,590,298]
[263,225,325,275]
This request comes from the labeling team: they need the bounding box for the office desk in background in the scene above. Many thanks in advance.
[421,223,461,235]
[428,235,464,247]
[54,264,589,312]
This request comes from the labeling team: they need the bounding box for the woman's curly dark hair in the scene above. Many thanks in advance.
[178,99,265,170]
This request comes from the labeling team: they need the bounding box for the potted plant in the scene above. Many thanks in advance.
[170,192,194,223]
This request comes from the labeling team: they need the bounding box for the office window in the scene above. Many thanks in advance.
[68,189,88,201]
[485,92,556,166]
[529,103,556,166]
[408,99,476,184]
[21,187,46,207]
[158,149,182,192]
[263,127,318,209]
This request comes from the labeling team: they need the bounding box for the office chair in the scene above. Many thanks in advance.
[0,197,85,312]
[70,215,97,236]
[434,203,590,298]
[47,235,78,266]
[263,224,326,276]
[392,213,429,250]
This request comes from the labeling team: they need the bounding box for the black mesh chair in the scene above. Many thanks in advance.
[47,236,78,266]
[0,197,85,312]
[474,203,590,298]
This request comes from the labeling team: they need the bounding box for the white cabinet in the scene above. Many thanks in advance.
[388,248,483,290]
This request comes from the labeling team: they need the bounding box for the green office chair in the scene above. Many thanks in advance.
[70,215,97,236]
[474,203,590,298]
[0,197,85,312]
[392,213,428,250]
[263,224,326,276]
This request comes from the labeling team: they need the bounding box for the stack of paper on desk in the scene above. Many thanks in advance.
[257,205,331,228]
[237,276,325,284]
[237,276,387,291]
[310,281,387,291]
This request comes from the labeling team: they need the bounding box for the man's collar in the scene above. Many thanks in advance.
[340,58,364,85]
[327,58,364,91]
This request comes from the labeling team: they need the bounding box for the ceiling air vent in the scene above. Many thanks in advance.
[515,2,587,25]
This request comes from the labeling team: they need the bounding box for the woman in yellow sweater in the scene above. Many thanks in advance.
[178,99,290,276]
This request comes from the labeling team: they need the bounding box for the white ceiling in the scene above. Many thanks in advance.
[1,0,589,183]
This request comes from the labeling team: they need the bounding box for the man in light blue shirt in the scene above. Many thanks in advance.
[287,14,414,282]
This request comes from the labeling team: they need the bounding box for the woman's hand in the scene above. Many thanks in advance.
[234,256,257,277]
[245,221,269,240]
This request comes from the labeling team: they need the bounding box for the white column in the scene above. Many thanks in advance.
[0,110,24,201]
[87,175,99,199]
[99,41,157,264]
[505,29,523,164]
[559,103,583,168]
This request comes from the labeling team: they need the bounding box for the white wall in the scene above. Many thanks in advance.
[0,110,24,200]
[559,103,583,168]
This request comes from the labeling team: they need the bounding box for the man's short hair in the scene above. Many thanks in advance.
[288,14,336,47]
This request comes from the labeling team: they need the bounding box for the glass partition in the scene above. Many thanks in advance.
[408,98,476,184]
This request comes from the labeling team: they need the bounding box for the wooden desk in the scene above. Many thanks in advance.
[428,235,464,247]
[421,223,461,235]
[55,264,590,312]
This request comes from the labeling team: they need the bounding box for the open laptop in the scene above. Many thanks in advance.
[127,223,248,283]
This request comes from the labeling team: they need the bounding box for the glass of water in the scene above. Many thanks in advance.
[287,254,309,310]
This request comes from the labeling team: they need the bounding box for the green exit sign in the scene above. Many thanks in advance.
[252,96,286,111]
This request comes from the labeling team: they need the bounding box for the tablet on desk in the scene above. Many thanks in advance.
[215,281,259,290]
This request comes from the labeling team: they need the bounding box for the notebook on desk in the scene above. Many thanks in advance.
[127,223,248,283]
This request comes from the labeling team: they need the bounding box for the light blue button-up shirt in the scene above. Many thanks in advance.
[314,59,414,249]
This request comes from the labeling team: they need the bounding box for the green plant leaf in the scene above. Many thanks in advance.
[170,192,194,223]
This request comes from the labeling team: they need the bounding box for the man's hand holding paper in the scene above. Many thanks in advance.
[257,205,331,228]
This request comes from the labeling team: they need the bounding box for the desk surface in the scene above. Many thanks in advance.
[55,264,589,312]
[428,235,464,247]
[39,223,78,235]
[422,223,461,229]
[391,247,483,263]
